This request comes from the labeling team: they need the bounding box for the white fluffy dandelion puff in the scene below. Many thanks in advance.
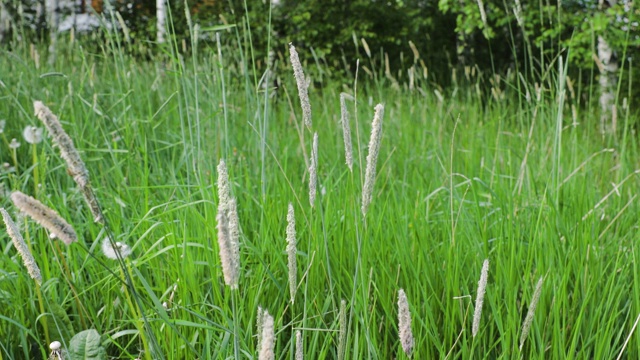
[519,277,544,351]
[398,289,414,357]
[472,259,490,337]
[1,208,42,285]
[290,43,312,128]
[101,237,132,260]
[337,299,347,360]
[10,191,77,245]
[34,101,103,223]
[361,104,384,216]
[286,203,297,304]
[340,93,354,171]
[23,126,44,144]
[309,133,318,208]
[216,209,239,289]
[295,330,303,360]
[258,309,275,360]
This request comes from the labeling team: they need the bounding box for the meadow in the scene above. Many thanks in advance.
[1,30,640,359]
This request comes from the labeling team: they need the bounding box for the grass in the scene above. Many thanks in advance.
[0,30,640,359]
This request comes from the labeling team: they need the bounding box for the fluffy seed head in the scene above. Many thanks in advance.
[258,309,275,360]
[101,237,132,260]
[286,203,297,304]
[337,299,347,360]
[361,104,384,216]
[216,209,239,289]
[309,133,318,207]
[10,191,77,245]
[295,330,303,360]
[398,289,414,357]
[519,277,544,351]
[340,93,354,171]
[217,159,231,214]
[289,43,312,128]
[23,126,44,144]
[34,101,103,223]
[1,208,42,285]
[472,259,490,337]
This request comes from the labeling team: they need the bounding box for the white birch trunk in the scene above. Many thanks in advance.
[157,0,166,44]
[0,3,8,44]
[46,0,58,65]
[597,0,618,134]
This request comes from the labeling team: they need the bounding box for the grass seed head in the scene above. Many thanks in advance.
[520,276,544,351]
[286,203,297,304]
[1,208,42,285]
[10,191,77,245]
[472,259,490,337]
[258,309,275,360]
[309,133,318,208]
[361,104,384,216]
[289,43,312,128]
[398,289,414,357]
[295,330,303,360]
[340,93,353,172]
[216,208,238,289]
[33,101,103,223]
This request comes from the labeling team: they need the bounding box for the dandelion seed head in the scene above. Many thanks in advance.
[23,125,44,144]
[101,237,132,260]
[9,138,20,149]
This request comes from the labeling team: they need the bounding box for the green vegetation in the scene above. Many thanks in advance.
[1,14,640,360]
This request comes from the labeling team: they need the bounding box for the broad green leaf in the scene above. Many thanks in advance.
[69,330,106,360]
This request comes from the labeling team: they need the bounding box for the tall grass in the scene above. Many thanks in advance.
[0,17,639,360]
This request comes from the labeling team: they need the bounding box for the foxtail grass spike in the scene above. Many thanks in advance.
[286,203,297,304]
[309,133,318,207]
[337,299,347,360]
[398,289,414,357]
[295,330,303,360]
[472,259,490,337]
[1,208,42,285]
[340,93,354,171]
[289,43,312,128]
[217,159,231,214]
[258,309,275,360]
[519,277,544,351]
[33,101,103,223]
[10,191,77,245]
[216,209,238,289]
[361,104,384,216]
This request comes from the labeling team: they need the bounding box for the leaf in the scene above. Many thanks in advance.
[44,303,74,343]
[69,329,107,360]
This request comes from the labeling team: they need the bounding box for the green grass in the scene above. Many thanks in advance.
[1,34,640,359]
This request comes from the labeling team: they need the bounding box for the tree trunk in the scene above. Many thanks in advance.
[157,0,166,44]
[598,0,618,134]
[46,0,58,65]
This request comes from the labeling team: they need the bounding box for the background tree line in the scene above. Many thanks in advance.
[1,0,639,127]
